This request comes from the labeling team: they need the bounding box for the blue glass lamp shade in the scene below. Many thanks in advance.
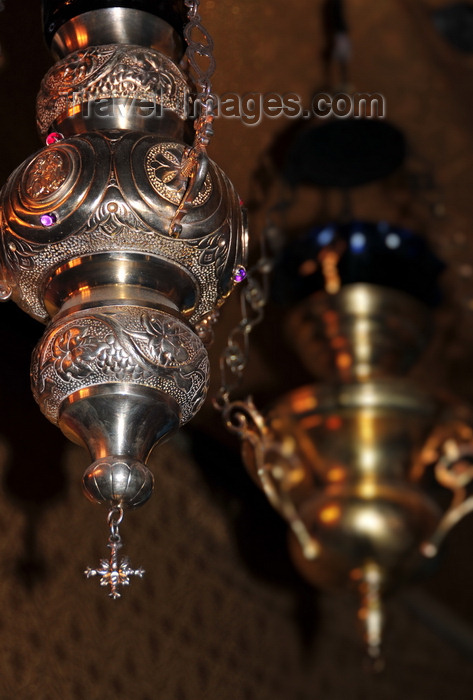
[272,221,445,307]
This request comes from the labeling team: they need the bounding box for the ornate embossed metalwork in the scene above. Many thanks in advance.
[0,131,245,324]
[36,45,190,136]
[0,2,247,595]
[31,306,210,424]
[145,141,212,206]
[87,198,150,238]
[24,151,70,200]
[188,228,231,279]
[1,236,45,271]
[194,309,220,345]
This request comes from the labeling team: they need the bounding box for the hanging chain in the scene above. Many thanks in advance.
[212,217,320,561]
[184,0,216,155]
[107,505,124,542]
[213,222,274,411]
[211,201,322,562]
[169,0,216,235]
[213,188,294,407]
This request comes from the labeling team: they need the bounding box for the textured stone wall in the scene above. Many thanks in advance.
[0,436,470,699]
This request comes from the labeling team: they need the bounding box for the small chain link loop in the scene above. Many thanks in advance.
[184,0,216,85]
[107,505,124,542]
[184,0,216,154]
[213,219,275,411]
[212,212,321,562]
[168,0,216,235]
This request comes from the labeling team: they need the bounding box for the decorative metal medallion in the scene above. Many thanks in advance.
[24,151,70,200]
[145,142,212,206]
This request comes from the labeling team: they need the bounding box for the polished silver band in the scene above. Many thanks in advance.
[50,8,183,60]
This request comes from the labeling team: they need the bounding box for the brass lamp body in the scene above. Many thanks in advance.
[235,283,473,656]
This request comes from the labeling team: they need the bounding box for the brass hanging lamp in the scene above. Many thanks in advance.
[218,218,473,659]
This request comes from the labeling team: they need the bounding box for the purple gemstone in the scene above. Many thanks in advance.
[234,266,247,283]
[40,213,57,227]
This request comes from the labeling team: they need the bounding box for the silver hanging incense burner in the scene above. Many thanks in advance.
[0,1,246,596]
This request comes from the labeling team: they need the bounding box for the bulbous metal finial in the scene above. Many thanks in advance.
[83,457,154,508]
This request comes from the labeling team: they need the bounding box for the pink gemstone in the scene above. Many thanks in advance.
[234,266,247,283]
[46,132,64,145]
[40,213,57,227]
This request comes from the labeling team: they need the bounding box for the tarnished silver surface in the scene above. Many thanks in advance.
[51,8,183,60]
[0,131,245,325]
[83,457,154,508]
[31,305,210,425]
[37,45,190,136]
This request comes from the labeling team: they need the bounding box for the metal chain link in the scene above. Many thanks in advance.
[168,0,216,235]
[107,505,124,542]
[212,216,321,562]
[213,220,274,410]
[183,0,216,155]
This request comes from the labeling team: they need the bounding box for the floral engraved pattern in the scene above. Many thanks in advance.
[188,228,231,279]
[51,324,145,384]
[87,197,152,239]
[146,142,212,207]
[89,50,179,99]
[32,307,209,425]
[128,314,192,367]
[53,327,98,381]
[46,48,113,88]
[2,235,44,271]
